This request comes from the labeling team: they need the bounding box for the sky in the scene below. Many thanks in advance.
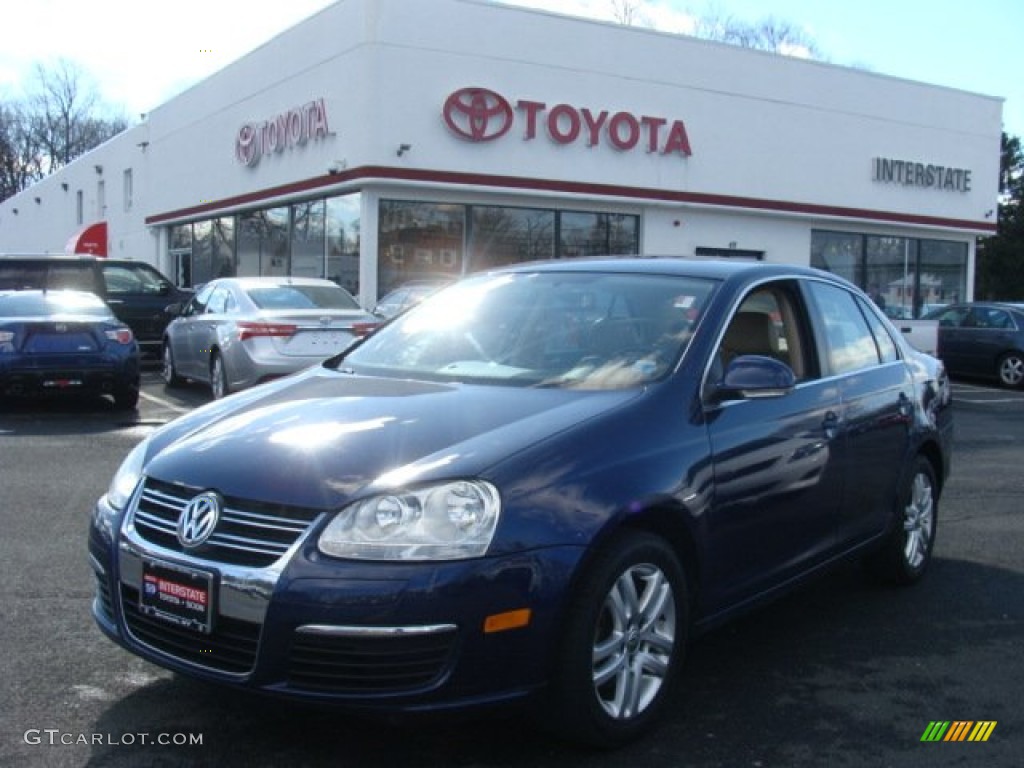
[0,0,1019,138]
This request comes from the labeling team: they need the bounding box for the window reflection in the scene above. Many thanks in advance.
[560,212,639,258]
[470,206,554,271]
[379,201,465,299]
[292,200,325,279]
[812,230,967,319]
[327,195,361,297]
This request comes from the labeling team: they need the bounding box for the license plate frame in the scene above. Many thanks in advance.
[139,558,215,634]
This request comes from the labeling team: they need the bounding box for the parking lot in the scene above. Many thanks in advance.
[1,371,1022,767]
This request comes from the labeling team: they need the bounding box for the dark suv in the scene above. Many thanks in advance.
[0,255,190,357]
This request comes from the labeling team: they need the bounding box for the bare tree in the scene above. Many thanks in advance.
[0,59,129,200]
[0,102,44,201]
[610,0,643,25]
[27,58,128,173]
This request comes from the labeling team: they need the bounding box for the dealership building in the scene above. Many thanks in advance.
[0,0,1003,316]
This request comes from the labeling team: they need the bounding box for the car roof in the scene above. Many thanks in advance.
[212,276,344,288]
[494,256,837,283]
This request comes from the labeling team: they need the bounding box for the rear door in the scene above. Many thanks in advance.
[959,306,1017,378]
[803,280,911,545]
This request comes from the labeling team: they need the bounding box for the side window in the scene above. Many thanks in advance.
[718,282,811,380]
[205,287,231,314]
[807,282,880,375]
[187,283,215,316]
[933,306,969,327]
[856,296,900,364]
[967,307,1011,330]
[103,266,144,296]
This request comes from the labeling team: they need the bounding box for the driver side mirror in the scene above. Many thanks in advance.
[713,355,796,402]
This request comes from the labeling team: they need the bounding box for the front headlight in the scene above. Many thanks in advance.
[318,480,501,561]
[105,440,148,511]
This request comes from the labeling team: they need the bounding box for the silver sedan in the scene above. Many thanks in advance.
[161,277,377,398]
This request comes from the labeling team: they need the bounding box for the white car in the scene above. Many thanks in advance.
[161,277,377,398]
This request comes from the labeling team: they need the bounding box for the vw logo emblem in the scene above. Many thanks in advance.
[442,87,513,142]
[177,491,222,549]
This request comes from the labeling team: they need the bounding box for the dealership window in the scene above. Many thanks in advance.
[292,200,325,279]
[97,180,105,218]
[192,220,213,286]
[212,217,235,278]
[469,206,554,271]
[327,194,361,297]
[237,208,289,278]
[378,199,640,300]
[811,230,967,319]
[378,201,465,297]
[75,190,83,226]
[559,212,639,258]
[169,224,192,287]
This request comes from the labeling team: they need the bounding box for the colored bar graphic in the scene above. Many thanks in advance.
[920,721,996,742]
[968,722,997,742]
[945,721,973,741]
[921,721,950,741]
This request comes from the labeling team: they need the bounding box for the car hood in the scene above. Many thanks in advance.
[142,366,639,510]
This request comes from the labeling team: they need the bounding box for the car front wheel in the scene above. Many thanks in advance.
[547,531,688,748]
[866,455,937,585]
[210,352,231,400]
[997,351,1024,388]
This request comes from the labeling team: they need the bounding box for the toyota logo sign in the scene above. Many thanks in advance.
[443,87,514,142]
[177,492,222,549]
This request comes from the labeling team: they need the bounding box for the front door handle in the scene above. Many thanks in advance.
[822,410,840,440]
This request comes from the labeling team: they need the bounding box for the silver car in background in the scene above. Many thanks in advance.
[161,277,377,398]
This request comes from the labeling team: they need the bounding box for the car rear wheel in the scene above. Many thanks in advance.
[866,455,937,585]
[113,386,139,410]
[162,343,184,387]
[997,351,1024,388]
[547,531,688,748]
[210,352,231,400]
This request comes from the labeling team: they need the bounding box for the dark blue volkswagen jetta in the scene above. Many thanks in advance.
[89,259,952,746]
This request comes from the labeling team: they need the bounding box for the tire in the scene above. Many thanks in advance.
[997,351,1024,389]
[113,386,139,410]
[162,343,184,387]
[865,455,938,585]
[546,531,688,749]
[210,352,231,400]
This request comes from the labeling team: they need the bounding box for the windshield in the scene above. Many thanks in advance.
[246,283,361,310]
[342,271,716,389]
[0,290,112,318]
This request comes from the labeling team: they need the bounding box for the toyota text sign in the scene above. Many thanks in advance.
[443,87,692,157]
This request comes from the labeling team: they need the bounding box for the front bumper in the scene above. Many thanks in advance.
[89,493,581,712]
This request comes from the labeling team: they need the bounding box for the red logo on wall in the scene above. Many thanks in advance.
[235,98,331,168]
[441,87,693,157]
[443,88,514,142]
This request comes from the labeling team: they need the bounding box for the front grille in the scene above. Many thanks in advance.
[131,478,322,568]
[120,585,260,674]
[287,628,458,694]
